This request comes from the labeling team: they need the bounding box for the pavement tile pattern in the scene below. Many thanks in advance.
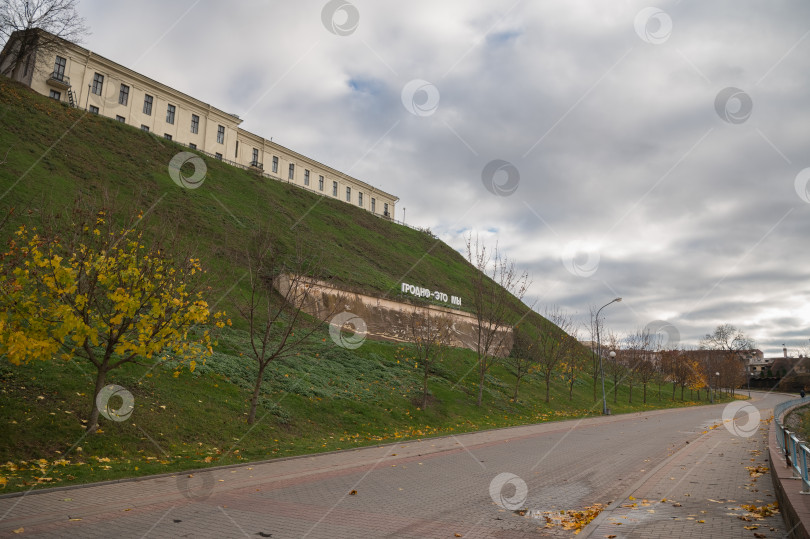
[0,392,793,538]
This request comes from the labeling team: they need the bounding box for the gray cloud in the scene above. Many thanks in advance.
[75,0,810,355]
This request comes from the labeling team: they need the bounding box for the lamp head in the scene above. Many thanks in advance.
[609,350,616,358]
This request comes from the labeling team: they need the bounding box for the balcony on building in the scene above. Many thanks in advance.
[46,71,71,90]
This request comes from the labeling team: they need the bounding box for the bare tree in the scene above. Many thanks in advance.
[670,348,699,401]
[622,327,657,404]
[562,328,586,400]
[700,324,754,396]
[505,324,539,402]
[466,234,530,406]
[238,235,342,425]
[534,306,578,403]
[409,307,452,408]
[0,0,88,79]
[701,324,755,352]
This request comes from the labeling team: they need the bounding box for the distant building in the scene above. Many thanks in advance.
[0,29,398,218]
[764,346,810,378]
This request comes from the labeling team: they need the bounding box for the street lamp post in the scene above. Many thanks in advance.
[716,372,720,400]
[747,356,751,398]
[596,297,622,415]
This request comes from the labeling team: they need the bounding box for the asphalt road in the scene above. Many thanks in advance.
[0,391,792,538]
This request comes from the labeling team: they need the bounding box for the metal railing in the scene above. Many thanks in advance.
[774,397,810,493]
[48,71,70,86]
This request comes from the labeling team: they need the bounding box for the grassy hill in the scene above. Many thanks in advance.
[0,77,736,493]
[0,77,491,315]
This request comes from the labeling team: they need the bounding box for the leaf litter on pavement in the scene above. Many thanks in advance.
[514,503,605,534]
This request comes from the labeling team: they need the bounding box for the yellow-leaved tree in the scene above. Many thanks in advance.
[0,207,224,432]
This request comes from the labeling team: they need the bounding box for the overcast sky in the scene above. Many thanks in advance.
[74,0,810,356]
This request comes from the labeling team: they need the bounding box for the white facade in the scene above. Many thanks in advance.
[0,30,399,217]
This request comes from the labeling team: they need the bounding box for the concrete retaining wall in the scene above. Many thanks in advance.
[275,275,513,355]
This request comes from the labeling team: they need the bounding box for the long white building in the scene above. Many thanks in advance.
[0,29,398,217]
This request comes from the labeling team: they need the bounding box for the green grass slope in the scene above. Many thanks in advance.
[0,78,738,493]
[0,77,501,317]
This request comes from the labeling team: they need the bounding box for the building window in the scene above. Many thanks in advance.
[217,125,225,144]
[190,114,199,134]
[119,84,129,105]
[319,175,324,191]
[115,115,125,122]
[345,186,351,202]
[141,125,150,132]
[358,192,363,206]
[49,89,61,101]
[215,152,223,160]
[272,156,278,173]
[89,105,99,114]
[92,73,104,95]
[235,140,239,158]
[288,164,294,180]
[143,94,153,115]
[252,148,259,165]
[53,56,66,80]
[384,203,389,216]
[371,198,376,213]
[189,143,197,150]
[166,104,175,124]
[332,181,338,197]
[164,133,172,140]
[304,169,310,186]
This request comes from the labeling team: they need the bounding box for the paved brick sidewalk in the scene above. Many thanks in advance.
[583,393,789,539]
[0,392,792,538]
